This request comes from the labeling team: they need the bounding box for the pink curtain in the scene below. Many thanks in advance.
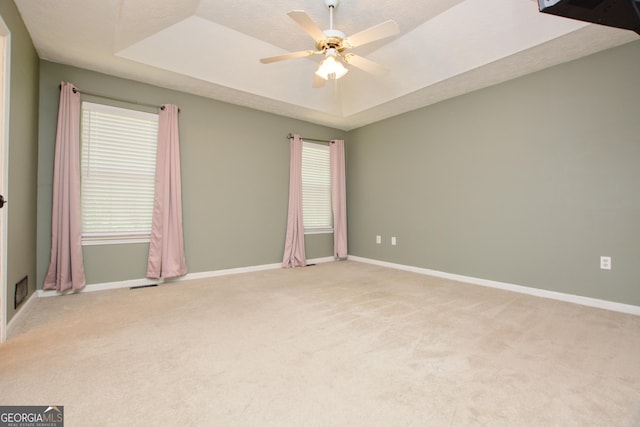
[282,134,306,268]
[146,104,187,279]
[43,82,86,291]
[330,139,348,259]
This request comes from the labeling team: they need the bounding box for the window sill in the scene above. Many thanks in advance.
[82,233,150,246]
[304,228,334,235]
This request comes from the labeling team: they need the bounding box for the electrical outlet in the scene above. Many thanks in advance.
[600,256,611,270]
[376,235,381,244]
[391,236,397,246]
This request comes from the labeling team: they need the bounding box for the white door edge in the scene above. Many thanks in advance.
[0,16,11,344]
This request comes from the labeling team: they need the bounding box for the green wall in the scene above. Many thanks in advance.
[347,40,640,306]
[38,61,344,286]
[19,13,640,309]
[0,2,39,323]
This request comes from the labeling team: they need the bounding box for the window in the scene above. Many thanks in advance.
[301,141,332,234]
[80,102,158,244]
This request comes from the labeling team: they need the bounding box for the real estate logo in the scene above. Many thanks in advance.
[0,406,64,427]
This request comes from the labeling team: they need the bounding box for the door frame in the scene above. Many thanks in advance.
[0,16,11,344]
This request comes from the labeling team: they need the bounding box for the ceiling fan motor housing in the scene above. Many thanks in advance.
[316,29,347,52]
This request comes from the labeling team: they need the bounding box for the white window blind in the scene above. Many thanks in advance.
[80,102,158,244]
[301,141,333,233]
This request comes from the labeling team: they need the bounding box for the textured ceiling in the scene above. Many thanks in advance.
[14,0,637,130]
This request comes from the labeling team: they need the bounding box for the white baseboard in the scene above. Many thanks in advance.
[348,255,640,316]
[35,255,637,316]
[305,256,337,265]
[37,256,337,298]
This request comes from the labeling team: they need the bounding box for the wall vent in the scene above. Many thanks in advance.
[14,276,28,309]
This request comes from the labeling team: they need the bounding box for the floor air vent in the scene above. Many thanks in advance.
[129,284,158,290]
[14,276,28,309]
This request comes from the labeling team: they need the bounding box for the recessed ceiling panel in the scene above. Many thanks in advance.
[116,15,343,115]
[115,0,200,51]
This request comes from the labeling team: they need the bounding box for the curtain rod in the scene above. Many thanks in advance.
[287,133,333,143]
[60,84,173,111]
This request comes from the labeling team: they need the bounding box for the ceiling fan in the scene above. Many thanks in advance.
[259,0,400,87]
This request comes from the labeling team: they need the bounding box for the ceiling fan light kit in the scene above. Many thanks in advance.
[259,0,400,87]
[315,48,348,80]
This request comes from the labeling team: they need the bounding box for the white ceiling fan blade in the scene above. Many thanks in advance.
[346,20,400,48]
[287,10,326,42]
[344,54,389,77]
[260,50,318,64]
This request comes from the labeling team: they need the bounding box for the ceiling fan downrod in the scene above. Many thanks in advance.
[326,0,338,30]
[319,0,346,53]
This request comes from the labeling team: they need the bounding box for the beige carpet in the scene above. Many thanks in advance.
[1,260,639,426]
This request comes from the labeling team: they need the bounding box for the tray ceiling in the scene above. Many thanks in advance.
[14,0,637,130]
